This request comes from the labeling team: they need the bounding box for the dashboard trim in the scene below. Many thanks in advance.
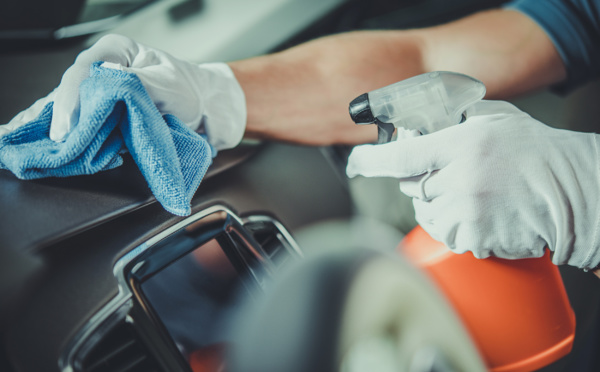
[59,203,301,372]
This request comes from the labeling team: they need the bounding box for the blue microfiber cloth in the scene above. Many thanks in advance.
[0,62,214,216]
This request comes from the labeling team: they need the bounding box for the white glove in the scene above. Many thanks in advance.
[347,100,600,271]
[3,34,246,150]
[0,90,57,137]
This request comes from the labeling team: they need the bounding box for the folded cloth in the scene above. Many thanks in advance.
[0,62,214,216]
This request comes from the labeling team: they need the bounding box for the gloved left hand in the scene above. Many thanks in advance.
[2,34,246,150]
[347,100,600,270]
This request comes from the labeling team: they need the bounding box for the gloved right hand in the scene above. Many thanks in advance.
[4,34,246,150]
[347,100,600,271]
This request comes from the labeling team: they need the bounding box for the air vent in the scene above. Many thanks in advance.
[78,319,162,372]
[243,218,300,270]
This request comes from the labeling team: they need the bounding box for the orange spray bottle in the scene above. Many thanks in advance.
[399,226,575,371]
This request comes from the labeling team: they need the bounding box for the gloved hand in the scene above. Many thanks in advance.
[347,100,600,270]
[3,34,246,150]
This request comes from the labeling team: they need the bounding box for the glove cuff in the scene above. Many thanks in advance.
[196,62,247,150]
[579,134,600,270]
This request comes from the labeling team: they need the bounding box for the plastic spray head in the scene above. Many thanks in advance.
[349,71,486,143]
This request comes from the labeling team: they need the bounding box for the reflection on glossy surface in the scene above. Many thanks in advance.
[189,343,226,372]
[141,237,241,371]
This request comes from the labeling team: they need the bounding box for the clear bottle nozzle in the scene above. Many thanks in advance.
[349,71,486,143]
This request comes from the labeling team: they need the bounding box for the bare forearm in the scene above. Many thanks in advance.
[230,31,426,145]
[420,9,566,99]
[229,8,566,145]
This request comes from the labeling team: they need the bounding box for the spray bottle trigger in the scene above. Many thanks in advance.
[375,119,395,144]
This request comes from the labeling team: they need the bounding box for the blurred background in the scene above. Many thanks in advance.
[1,0,516,124]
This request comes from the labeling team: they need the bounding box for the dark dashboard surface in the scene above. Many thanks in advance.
[0,141,354,372]
[0,142,259,253]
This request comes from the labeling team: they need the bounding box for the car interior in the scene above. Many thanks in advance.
[1,0,600,371]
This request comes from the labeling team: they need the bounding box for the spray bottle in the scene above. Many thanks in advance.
[348,72,576,372]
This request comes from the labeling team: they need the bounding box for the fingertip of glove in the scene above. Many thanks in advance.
[345,166,359,179]
[49,130,66,142]
[49,119,69,142]
[346,145,373,178]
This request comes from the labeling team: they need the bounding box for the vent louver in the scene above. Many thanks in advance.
[244,219,298,270]
[79,319,162,372]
